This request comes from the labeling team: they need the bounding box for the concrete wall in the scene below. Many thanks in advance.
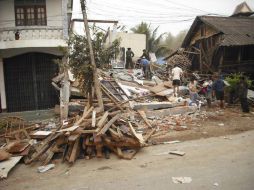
[0,0,15,28]
[0,0,64,29]
[47,0,63,27]
[106,32,146,59]
[114,32,146,59]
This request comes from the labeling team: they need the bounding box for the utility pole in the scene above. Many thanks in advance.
[80,0,104,112]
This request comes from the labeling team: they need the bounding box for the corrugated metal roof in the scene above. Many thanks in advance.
[199,16,254,46]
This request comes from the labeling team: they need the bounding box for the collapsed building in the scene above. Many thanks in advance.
[181,2,254,77]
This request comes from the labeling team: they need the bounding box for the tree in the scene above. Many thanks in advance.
[67,31,120,95]
[131,22,166,56]
[160,30,188,54]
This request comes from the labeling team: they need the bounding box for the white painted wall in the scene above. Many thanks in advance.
[0,0,15,28]
[107,32,146,59]
[47,0,63,27]
[0,0,63,29]
[0,58,7,110]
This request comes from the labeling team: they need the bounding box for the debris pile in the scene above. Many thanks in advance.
[0,65,211,179]
[166,52,191,70]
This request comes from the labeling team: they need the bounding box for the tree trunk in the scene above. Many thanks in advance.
[80,0,104,112]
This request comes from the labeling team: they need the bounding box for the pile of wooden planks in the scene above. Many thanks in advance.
[22,103,154,165]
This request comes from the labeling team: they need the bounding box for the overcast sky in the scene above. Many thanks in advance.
[72,0,254,36]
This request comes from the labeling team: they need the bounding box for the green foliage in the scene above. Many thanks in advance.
[159,30,188,56]
[67,31,120,94]
[131,22,187,57]
[131,22,165,56]
[225,73,252,91]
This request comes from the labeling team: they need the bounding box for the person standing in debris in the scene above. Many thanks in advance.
[203,76,213,108]
[126,48,134,69]
[140,49,150,61]
[140,57,150,79]
[238,76,250,113]
[188,77,198,104]
[172,64,183,97]
[212,74,225,109]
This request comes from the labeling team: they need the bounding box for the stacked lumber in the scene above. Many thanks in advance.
[24,106,152,164]
[166,53,191,70]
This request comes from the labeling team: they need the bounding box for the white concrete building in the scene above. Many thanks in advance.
[0,0,73,112]
[105,31,146,68]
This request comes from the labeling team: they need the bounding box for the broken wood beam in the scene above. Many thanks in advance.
[101,87,124,112]
[137,110,153,128]
[96,111,108,131]
[97,114,121,135]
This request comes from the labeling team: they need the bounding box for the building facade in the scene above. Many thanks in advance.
[0,0,72,112]
[181,3,254,76]
[105,31,146,68]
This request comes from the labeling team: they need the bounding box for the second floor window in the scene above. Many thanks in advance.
[15,0,47,26]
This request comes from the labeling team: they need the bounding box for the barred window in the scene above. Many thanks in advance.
[15,0,46,26]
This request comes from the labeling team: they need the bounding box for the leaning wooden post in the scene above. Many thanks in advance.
[60,57,70,121]
[80,0,104,112]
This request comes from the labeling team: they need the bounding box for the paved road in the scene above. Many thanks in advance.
[1,130,254,190]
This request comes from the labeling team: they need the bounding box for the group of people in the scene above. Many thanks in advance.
[125,48,151,79]
[171,65,250,113]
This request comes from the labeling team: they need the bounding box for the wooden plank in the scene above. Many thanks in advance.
[0,156,23,179]
[57,125,79,132]
[128,122,144,144]
[130,101,174,110]
[137,110,153,128]
[43,143,57,165]
[75,106,94,126]
[169,150,185,156]
[97,114,121,135]
[149,83,167,93]
[101,87,124,111]
[76,129,96,134]
[94,136,103,158]
[117,147,123,158]
[68,134,80,142]
[92,110,96,128]
[69,138,80,163]
[144,128,156,142]
[108,128,121,141]
[96,111,108,130]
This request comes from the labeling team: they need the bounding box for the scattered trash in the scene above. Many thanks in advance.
[37,164,55,173]
[213,182,219,186]
[169,150,186,156]
[162,140,181,144]
[172,177,192,184]
[0,156,23,179]
[218,123,225,127]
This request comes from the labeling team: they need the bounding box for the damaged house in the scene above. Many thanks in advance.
[0,0,73,112]
[181,2,254,77]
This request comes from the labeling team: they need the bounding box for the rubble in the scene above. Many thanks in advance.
[0,66,215,178]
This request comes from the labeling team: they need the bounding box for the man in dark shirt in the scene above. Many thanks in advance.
[238,76,249,113]
[213,75,225,109]
[125,48,134,69]
[140,49,150,61]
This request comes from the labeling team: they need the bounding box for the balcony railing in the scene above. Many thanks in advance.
[0,27,64,41]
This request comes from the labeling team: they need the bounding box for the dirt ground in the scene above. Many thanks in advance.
[150,105,254,143]
[1,105,254,190]
[1,129,254,190]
